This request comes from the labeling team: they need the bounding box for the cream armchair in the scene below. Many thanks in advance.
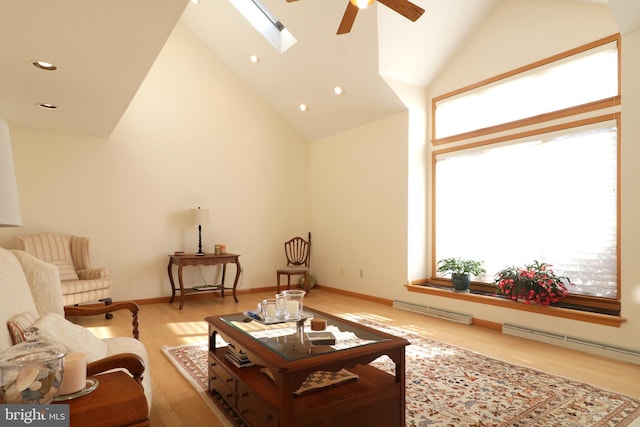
[14,233,112,309]
[0,247,151,411]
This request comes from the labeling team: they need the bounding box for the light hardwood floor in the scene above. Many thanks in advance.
[69,288,640,427]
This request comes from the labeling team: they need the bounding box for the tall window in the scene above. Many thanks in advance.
[435,119,618,298]
[432,35,621,307]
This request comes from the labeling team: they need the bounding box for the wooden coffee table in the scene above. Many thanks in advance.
[206,307,409,427]
[55,371,149,427]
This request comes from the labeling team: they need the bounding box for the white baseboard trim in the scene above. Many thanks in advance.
[503,323,640,365]
[392,300,473,325]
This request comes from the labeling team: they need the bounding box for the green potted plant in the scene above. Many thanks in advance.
[436,257,486,292]
[493,260,573,306]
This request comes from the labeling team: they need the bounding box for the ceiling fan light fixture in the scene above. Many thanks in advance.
[349,0,374,9]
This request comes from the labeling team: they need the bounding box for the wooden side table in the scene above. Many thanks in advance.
[59,371,149,427]
[167,253,242,309]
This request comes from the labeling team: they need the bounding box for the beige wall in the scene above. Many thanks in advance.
[0,23,310,299]
[619,28,640,343]
[309,112,410,300]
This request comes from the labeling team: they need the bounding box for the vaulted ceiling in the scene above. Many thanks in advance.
[0,0,189,137]
[0,0,637,141]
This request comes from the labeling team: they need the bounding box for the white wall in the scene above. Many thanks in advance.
[0,23,310,299]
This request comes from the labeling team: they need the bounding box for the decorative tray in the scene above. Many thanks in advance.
[243,311,313,325]
[306,331,337,346]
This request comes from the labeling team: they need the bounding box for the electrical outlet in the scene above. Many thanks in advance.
[360,270,364,278]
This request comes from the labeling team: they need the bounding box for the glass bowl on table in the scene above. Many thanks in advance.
[0,328,66,404]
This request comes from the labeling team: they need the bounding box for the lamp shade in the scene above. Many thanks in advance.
[0,119,22,227]
[191,207,210,225]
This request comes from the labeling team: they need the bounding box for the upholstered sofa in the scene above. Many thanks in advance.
[0,247,151,410]
[14,233,112,307]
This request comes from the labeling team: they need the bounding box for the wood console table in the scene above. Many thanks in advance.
[206,307,409,427]
[167,253,241,309]
[57,371,149,427]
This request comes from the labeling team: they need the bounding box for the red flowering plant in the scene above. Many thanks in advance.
[493,260,574,306]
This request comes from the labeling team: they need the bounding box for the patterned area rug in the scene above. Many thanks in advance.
[163,317,640,426]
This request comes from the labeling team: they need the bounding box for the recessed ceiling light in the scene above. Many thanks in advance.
[299,104,308,112]
[249,54,259,63]
[38,103,58,110]
[32,60,57,71]
[190,0,200,4]
[333,85,344,95]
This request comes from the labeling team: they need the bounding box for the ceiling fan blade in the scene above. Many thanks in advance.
[337,2,359,35]
[377,0,425,22]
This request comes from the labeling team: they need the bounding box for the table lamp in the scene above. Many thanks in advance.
[0,118,22,227]
[192,207,210,255]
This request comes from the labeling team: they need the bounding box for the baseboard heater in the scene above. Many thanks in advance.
[392,300,472,325]
[502,323,640,365]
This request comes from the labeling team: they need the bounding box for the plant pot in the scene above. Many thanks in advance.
[451,273,470,293]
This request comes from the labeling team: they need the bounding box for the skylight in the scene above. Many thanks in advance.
[229,0,296,53]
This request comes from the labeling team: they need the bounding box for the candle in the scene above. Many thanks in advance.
[260,299,278,320]
[276,294,286,316]
[287,300,299,315]
[266,305,277,318]
[60,352,87,395]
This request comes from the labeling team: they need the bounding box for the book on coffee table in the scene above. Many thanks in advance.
[224,345,254,368]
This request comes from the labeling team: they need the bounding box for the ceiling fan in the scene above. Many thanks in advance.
[286,0,425,35]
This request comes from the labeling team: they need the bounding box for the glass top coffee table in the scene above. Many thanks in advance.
[218,309,393,362]
[206,307,409,427]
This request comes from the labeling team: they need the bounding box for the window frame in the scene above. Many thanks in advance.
[431,34,621,146]
[429,34,622,316]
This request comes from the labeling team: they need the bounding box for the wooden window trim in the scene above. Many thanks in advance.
[432,97,620,147]
[406,282,625,327]
[431,34,621,145]
[430,115,622,318]
[429,34,623,322]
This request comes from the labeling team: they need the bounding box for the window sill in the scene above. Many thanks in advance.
[406,283,626,327]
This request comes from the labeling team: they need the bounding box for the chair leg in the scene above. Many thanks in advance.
[100,298,113,320]
[276,273,281,293]
[287,275,291,290]
[304,273,310,294]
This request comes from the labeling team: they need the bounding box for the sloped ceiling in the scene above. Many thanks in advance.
[0,0,636,141]
[0,0,189,137]
[180,0,500,141]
